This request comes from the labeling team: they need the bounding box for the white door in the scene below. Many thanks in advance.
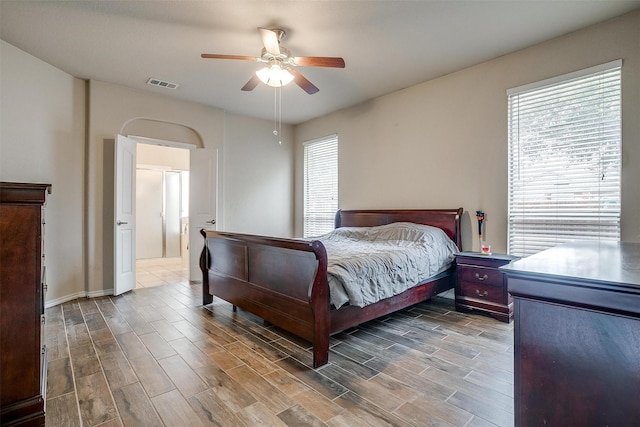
[114,134,137,295]
[189,148,218,282]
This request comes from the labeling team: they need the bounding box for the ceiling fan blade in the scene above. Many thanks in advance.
[258,27,280,55]
[241,75,261,91]
[294,56,346,68]
[201,53,257,61]
[290,69,319,94]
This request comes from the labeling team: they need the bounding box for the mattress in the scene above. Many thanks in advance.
[318,222,460,308]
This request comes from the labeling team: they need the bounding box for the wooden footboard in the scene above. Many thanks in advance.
[199,231,332,367]
[200,208,463,368]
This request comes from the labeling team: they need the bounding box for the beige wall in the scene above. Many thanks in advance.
[0,40,86,304]
[87,80,225,296]
[88,80,294,296]
[1,42,293,303]
[3,9,639,304]
[294,10,640,253]
[223,114,293,237]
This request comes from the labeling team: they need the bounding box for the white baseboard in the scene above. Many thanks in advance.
[44,288,114,308]
[44,291,87,308]
[87,288,113,298]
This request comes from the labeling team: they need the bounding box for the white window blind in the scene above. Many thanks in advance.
[304,135,338,238]
[507,60,621,257]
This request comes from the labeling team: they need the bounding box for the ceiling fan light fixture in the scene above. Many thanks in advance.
[256,63,294,87]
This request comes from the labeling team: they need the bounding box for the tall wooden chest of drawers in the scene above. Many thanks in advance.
[0,182,51,426]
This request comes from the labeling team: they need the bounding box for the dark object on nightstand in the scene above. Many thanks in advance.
[454,251,519,322]
[1,182,51,427]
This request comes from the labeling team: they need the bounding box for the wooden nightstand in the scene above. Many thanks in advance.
[454,251,519,322]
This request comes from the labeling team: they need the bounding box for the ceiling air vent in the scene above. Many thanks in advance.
[147,78,179,90]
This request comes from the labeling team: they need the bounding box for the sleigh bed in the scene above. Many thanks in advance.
[200,208,463,368]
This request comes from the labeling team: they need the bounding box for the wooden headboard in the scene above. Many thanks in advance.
[334,208,463,250]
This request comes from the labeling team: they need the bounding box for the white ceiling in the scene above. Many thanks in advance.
[2,1,639,124]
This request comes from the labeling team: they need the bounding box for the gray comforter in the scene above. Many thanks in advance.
[317,222,459,309]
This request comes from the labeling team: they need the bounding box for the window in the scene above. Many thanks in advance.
[304,134,338,237]
[507,60,621,257]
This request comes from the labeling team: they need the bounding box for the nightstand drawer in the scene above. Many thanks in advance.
[458,280,503,304]
[458,266,503,286]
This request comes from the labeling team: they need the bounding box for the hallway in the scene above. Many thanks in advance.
[136,257,189,288]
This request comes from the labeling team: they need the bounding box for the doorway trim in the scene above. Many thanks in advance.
[128,135,197,151]
[120,118,204,149]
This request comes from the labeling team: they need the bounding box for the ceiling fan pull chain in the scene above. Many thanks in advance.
[273,87,278,137]
[278,87,282,145]
[272,86,283,144]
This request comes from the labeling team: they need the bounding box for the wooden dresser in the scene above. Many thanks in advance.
[0,182,51,426]
[503,241,640,426]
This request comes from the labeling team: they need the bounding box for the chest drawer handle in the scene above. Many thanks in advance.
[475,273,488,281]
[475,289,489,297]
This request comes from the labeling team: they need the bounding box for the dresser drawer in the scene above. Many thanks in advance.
[457,266,503,286]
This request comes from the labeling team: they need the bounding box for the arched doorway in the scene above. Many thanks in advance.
[114,119,217,292]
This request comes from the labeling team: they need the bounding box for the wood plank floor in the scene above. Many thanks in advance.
[44,282,514,427]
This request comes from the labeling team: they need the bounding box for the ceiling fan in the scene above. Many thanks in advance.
[201,27,345,94]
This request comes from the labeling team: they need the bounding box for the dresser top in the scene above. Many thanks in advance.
[502,241,640,287]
